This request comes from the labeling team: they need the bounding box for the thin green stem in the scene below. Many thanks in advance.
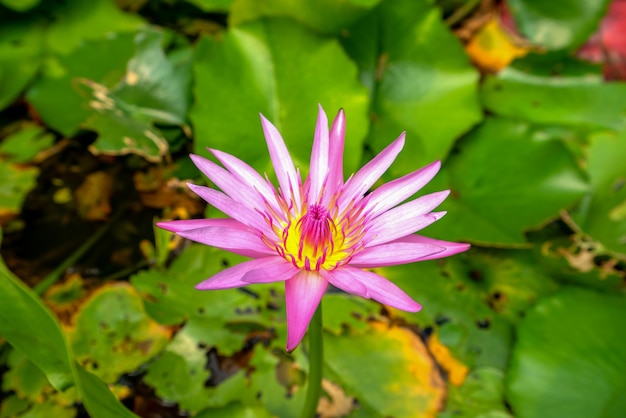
[301,303,323,418]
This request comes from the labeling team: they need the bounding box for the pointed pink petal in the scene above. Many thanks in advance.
[190,154,265,210]
[365,190,450,246]
[320,269,368,298]
[366,211,446,247]
[157,218,244,233]
[177,226,274,258]
[209,148,280,211]
[260,115,301,208]
[348,241,445,267]
[195,257,284,290]
[242,260,297,283]
[338,133,405,210]
[363,160,441,217]
[187,183,271,235]
[327,108,345,191]
[308,105,329,204]
[336,266,421,312]
[284,270,328,351]
[390,234,471,261]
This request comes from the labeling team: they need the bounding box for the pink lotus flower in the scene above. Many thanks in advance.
[158,106,469,351]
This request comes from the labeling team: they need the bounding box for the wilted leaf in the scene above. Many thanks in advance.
[74,171,114,221]
[68,283,171,383]
[466,18,531,72]
[0,231,140,417]
[325,321,445,417]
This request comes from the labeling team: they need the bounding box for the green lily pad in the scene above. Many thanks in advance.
[2,349,51,402]
[68,283,170,383]
[230,0,382,34]
[45,0,144,55]
[186,0,234,12]
[481,68,626,131]
[27,33,136,136]
[508,288,626,418]
[0,124,55,163]
[0,0,40,12]
[0,20,44,110]
[191,18,369,176]
[340,0,482,174]
[0,162,38,219]
[381,247,558,369]
[195,403,273,418]
[439,367,513,418]
[572,130,626,256]
[506,0,611,51]
[0,231,140,418]
[424,117,589,245]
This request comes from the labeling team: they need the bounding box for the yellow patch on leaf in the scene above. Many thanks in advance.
[369,321,446,416]
[466,18,531,72]
[74,171,114,221]
[427,332,469,386]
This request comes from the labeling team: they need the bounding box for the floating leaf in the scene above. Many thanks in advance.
[506,0,611,50]
[0,0,41,12]
[0,20,44,110]
[186,0,234,12]
[230,0,382,34]
[45,0,144,55]
[325,321,445,417]
[440,367,513,418]
[0,231,140,417]
[381,247,559,369]
[340,0,482,174]
[508,288,626,418]
[572,130,626,256]
[0,163,38,225]
[191,18,369,175]
[68,283,171,383]
[0,124,55,164]
[27,33,136,136]
[481,67,626,131]
[424,117,589,245]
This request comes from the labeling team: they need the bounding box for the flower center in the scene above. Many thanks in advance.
[298,204,333,254]
[274,204,352,271]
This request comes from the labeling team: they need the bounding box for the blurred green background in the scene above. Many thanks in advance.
[0,0,625,417]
